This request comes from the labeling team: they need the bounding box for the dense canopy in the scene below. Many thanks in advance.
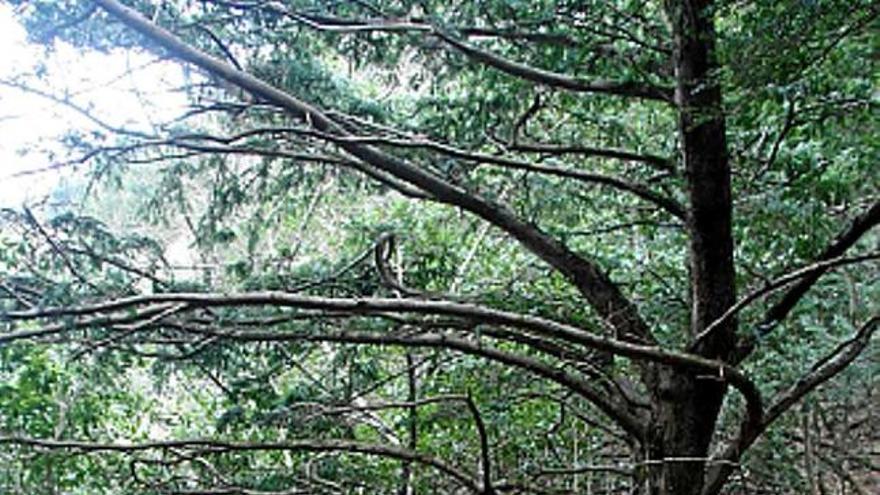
[0,1,877,494]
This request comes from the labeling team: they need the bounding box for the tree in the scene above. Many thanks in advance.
[0,1,877,494]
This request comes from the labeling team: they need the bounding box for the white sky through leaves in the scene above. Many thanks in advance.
[0,3,186,207]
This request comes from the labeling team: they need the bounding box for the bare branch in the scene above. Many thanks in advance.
[22,207,98,291]
[0,79,156,140]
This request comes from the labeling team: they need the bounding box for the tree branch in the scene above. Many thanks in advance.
[434,31,672,102]
[179,127,685,219]
[91,0,659,358]
[0,435,481,493]
[503,140,675,174]
[691,252,879,352]
[464,394,494,494]
[702,315,878,495]
[733,200,880,363]
[3,291,763,440]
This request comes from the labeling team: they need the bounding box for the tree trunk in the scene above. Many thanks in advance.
[644,1,736,494]
[645,369,727,495]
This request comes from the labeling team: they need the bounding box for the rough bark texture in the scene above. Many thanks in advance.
[646,1,736,494]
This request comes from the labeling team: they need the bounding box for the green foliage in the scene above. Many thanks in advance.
[0,0,876,493]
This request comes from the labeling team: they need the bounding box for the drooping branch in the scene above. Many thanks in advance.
[22,207,96,291]
[0,292,719,372]
[0,79,156,140]
[1,290,648,439]
[91,0,658,355]
[245,4,658,58]
[161,138,432,200]
[13,130,431,200]
[187,324,647,440]
[0,301,183,343]
[287,129,686,220]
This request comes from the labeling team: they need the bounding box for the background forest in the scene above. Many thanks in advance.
[0,1,877,494]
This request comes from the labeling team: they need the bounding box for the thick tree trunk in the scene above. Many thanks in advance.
[644,1,736,494]
[645,369,727,495]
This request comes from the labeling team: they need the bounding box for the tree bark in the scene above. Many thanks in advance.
[646,1,736,494]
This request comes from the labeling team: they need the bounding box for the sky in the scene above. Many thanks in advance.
[0,3,186,207]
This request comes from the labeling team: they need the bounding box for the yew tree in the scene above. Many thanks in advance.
[0,1,877,494]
